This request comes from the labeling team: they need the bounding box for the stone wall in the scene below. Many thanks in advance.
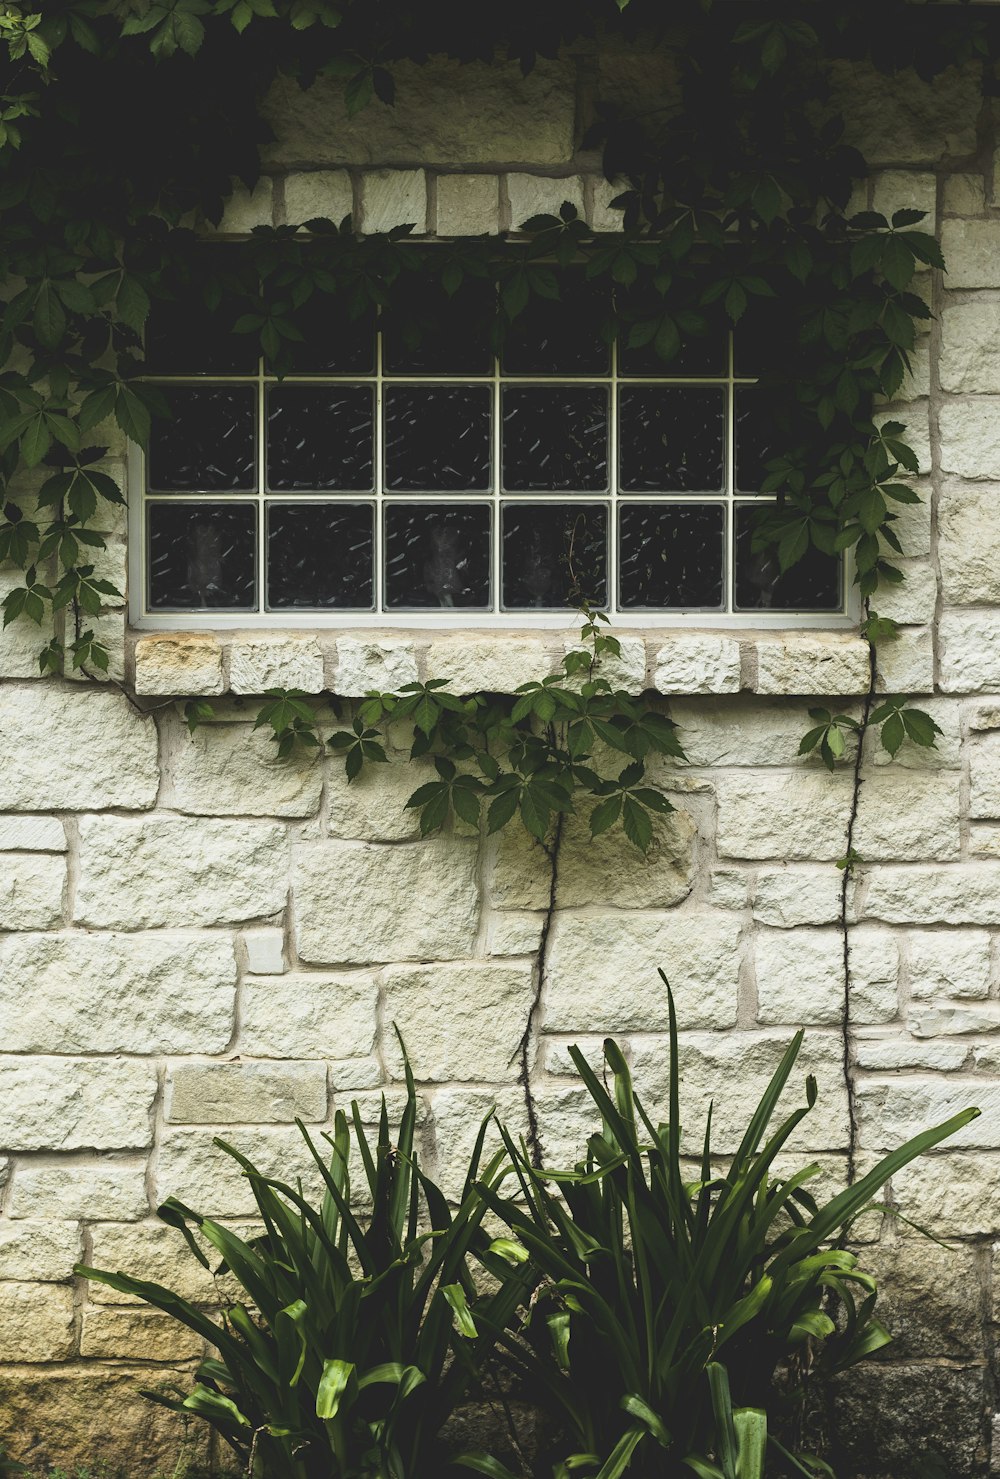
[0,39,999,1479]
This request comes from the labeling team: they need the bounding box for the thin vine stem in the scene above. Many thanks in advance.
[514,808,565,1171]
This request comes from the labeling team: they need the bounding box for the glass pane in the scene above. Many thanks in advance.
[619,503,725,610]
[734,388,783,493]
[384,386,491,492]
[384,503,491,610]
[733,301,798,377]
[274,297,376,375]
[618,296,728,377]
[502,275,610,375]
[502,503,608,610]
[148,386,256,492]
[619,386,725,493]
[382,277,494,374]
[145,251,258,374]
[502,387,608,492]
[266,502,374,610]
[266,386,374,491]
[734,505,841,612]
[147,502,256,610]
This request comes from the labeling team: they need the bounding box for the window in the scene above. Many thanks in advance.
[132,274,844,628]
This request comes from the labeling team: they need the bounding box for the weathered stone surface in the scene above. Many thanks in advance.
[866,864,1000,925]
[75,816,288,928]
[940,397,1000,479]
[79,1306,204,1362]
[853,1036,968,1071]
[327,754,435,841]
[486,910,544,956]
[169,720,322,818]
[284,168,352,225]
[857,1075,999,1149]
[507,174,584,230]
[940,609,1000,691]
[667,698,826,767]
[753,633,870,695]
[715,771,853,861]
[215,178,273,233]
[242,925,285,974]
[868,1240,983,1359]
[157,1127,325,1217]
[0,1059,155,1150]
[970,732,1000,819]
[830,59,980,165]
[134,634,224,696]
[0,931,236,1053]
[86,1222,239,1305]
[430,1084,527,1201]
[874,626,934,694]
[0,572,55,676]
[228,633,326,694]
[8,1160,149,1221]
[755,927,844,1025]
[0,853,64,929]
[545,911,741,1032]
[436,173,500,235]
[240,972,377,1058]
[0,685,158,810]
[0,1221,79,1281]
[941,303,1000,393]
[870,559,936,624]
[847,926,901,1024]
[709,867,750,911]
[941,218,1000,289]
[892,1153,1000,1236]
[294,839,480,963]
[910,1001,1000,1036]
[384,961,534,1081]
[871,169,937,236]
[589,175,628,232]
[832,1362,986,1479]
[0,1284,74,1361]
[0,816,65,851]
[334,636,419,695]
[361,169,427,233]
[907,928,992,998]
[167,1061,328,1123]
[943,170,986,214]
[263,57,574,168]
[940,480,1000,602]
[562,634,647,695]
[653,634,741,694]
[426,634,555,693]
[753,867,842,927]
[853,771,962,862]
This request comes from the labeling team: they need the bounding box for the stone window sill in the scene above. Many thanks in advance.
[129,628,872,700]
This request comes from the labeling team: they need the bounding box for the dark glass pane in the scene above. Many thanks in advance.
[147,502,256,610]
[502,387,608,492]
[145,251,258,374]
[384,504,491,610]
[266,502,374,610]
[734,504,841,612]
[148,386,256,492]
[619,503,725,610]
[275,297,376,375]
[502,503,607,610]
[384,386,491,492]
[618,296,728,377]
[382,277,493,374]
[619,386,725,493]
[502,275,610,375]
[734,388,784,493]
[733,300,799,378]
[266,386,374,491]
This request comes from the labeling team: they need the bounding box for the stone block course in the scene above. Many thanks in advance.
[0,1284,74,1362]
[79,1306,204,1362]
[0,853,65,929]
[7,1160,149,1221]
[384,961,535,1081]
[166,1061,328,1123]
[0,686,158,810]
[239,972,378,1059]
[134,634,224,696]
[169,720,323,819]
[0,1059,155,1151]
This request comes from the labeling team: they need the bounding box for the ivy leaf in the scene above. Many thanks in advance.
[589,794,622,837]
[880,710,905,757]
[622,796,653,853]
[487,787,519,834]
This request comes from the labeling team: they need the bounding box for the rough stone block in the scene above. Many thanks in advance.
[847,924,901,1024]
[753,634,870,695]
[384,961,535,1081]
[755,927,844,1025]
[753,867,842,927]
[228,634,325,694]
[830,58,980,164]
[0,817,65,851]
[79,1306,203,1362]
[871,560,936,624]
[0,1059,155,1150]
[871,169,937,235]
[588,176,628,232]
[284,168,353,225]
[8,1160,149,1221]
[943,171,986,214]
[853,1036,968,1071]
[242,926,285,974]
[970,733,1000,818]
[0,854,64,929]
[941,217,1000,288]
[941,611,1000,691]
[892,1153,1000,1236]
[167,1061,328,1123]
[910,1001,1000,1036]
[426,634,555,693]
[485,910,544,956]
[361,169,426,233]
[853,770,962,862]
[866,864,1000,925]
[240,972,377,1059]
[170,720,322,819]
[334,636,419,695]
[857,1074,999,1149]
[75,816,288,929]
[941,302,1000,392]
[715,771,853,861]
[562,633,647,694]
[431,1084,527,1201]
[507,174,584,230]
[157,1127,325,1218]
[939,397,1000,479]
[667,698,828,767]
[0,686,158,810]
[215,178,273,233]
[832,1360,986,1478]
[134,634,224,696]
[0,1284,74,1361]
[436,174,500,235]
[327,753,435,841]
[294,839,480,963]
[653,634,741,694]
[874,627,934,694]
[0,1221,80,1281]
[907,928,992,999]
[86,1222,239,1305]
[545,911,742,1033]
[939,480,1000,602]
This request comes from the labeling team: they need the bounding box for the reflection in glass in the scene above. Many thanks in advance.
[266,386,374,491]
[382,277,494,374]
[734,504,841,611]
[148,386,256,492]
[384,386,491,491]
[619,387,725,492]
[502,387,608,492]
[502,275,610,375]
[502,503,607,610]
[619,503,725,609]
[277,298,376,374]
[267,502,374,609]
[384,504,490,609]
[734,388,782,493]
[148,502,256,610]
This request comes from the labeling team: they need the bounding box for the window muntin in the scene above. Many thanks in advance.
[135,285,845,624]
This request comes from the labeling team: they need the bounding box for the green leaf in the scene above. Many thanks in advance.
[316,1358,355,1419]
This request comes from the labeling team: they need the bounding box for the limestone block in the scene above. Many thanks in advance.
[853,770,961,862]
[892,1152,1000,1236]
[0,572,54,676]
[157,1126,325,1218]
[715,772,853,861]
[294,839,480,963]
[753,867,842,927]
[869,695,960,772]
[589,176,628,232]
[857,1075,999,1149]
[0,1284,74,1361]
[507,174,584,231]
[888,476,932,555]
[869,560,936,624]
[436,174,500,235]
[0,1221,79,1281]
[755,927,844,1025]
[75,816,288,929]
[709,868,750,911]
[431,1084,527,1201]
[228,633,326,693]
[940,611,1000,691]
[486,910,544,956]
[170,721,322,818]
[970,733,1000,818]
[910,1001,1000,1036]
[361,169,426,233]
[907,928,992,999]
[653,634,741,694]
[870,169,937,237]
[941,303,1000,393]
[866,864,1000,925]
[562,633,647,695]
[857,1241,983,1361]
[753,634,870,696]
[0,1058,155,1150]
[544,910,742,1033]
[134,634,224,695]
[0,931,236,1053]
[943,171,986,215]
[630,1029,849,1155]
[8,1160,149,1221]
[0,853,64,929]
[830,59,980,165]
[329,1057,382,1092]
[167,1062,327,1123]
[334,636,419,695]
[939,481,1000,602]
[240,972,377,1058]
[596,42,680,117]
[875,627,934,694]
[327,754,435,841]
[262,57,574,169]
[80,1306,203,1361]
[214,179,273,233]
[0,685,158,810]
[853,1036,968,1071]
[939,397,1000,479]
[86,1222,240,1305]
[942,218,1000,289]
[284,169,353,225]
[384,961,535,1082]
[0,817,64,850]
[666,698,827,767]
[242,926,285,974]
[426,634,555,694]
[847,925,900,1024]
